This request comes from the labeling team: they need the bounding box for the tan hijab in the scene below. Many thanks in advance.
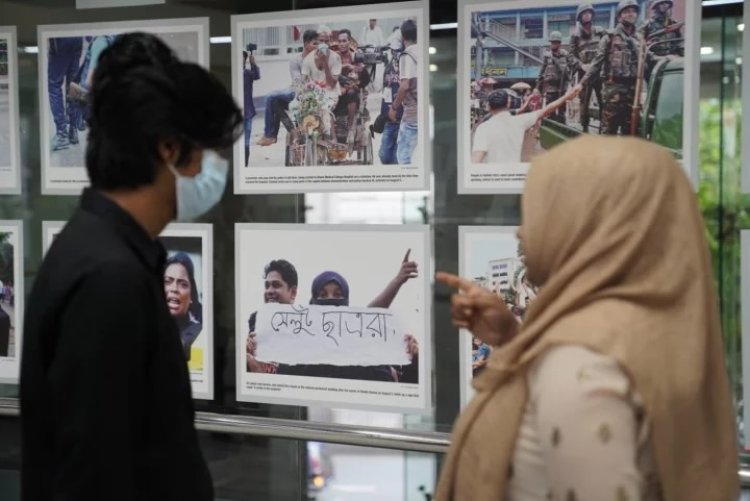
[436,136,738,500]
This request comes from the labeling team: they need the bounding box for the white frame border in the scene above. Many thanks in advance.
[234,222,433,413]
[457,0,701,194]
[230,1,431,194]
[37,18,210,196]
[0,27,22,195]
[41,220,64,256]
[741,230,750,447]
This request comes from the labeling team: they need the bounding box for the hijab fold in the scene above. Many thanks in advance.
[436,136,738,501]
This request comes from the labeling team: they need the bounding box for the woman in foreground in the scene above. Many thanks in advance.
[436,136,738,500]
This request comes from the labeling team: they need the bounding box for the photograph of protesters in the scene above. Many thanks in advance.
[237,13,422,168]
[256,29,320,148]
[236,224,429,410]
[390,19,419,165]
[163,252,203,361]
[246,252,419,383]
[269,270,419,382]
[462,0,693,189]
[245,259,299,373]
[374,31,404,164]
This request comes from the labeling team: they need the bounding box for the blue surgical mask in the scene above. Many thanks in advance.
[168,150,228,222]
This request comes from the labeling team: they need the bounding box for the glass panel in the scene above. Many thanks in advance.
[0,0,745,498]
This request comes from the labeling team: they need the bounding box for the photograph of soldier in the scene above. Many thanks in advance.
[639,0,684,79]
[536,31,573,124]
[466,0,689,166]
[237,14,420,168]
[569,3,605,132]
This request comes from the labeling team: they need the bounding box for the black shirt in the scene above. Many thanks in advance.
[20,189,213,501]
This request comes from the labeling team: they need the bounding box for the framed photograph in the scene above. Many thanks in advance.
[458,0,700,194]
[0,27,21,194]
[42,221,214,399]
[458,226,534,406]
[0,221,24,383]
[231,1,430,193]
[235,223,431,412]
[37,18,209,195]
[159,223,214,400]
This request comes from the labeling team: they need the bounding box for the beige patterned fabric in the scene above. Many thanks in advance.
[506,344,660,501]
[436,136,738,501]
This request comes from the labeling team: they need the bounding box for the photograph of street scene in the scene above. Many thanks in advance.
[38,19,208,194]
[464,0,689,170]
[459,227,536,405]
[238,14,421,169]
[42,31,200,168]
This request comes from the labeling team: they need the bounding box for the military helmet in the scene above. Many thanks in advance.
[549,31,563,42]
[650,0,673,9]
[616,0,640,18]
[576,3,595,22]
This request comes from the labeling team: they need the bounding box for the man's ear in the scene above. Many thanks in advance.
[290,286,298,301]
[157,138,181,168]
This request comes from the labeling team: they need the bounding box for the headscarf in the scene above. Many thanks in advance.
[309,271,350,306]
[436,136,738,500]
[165,252,202,323]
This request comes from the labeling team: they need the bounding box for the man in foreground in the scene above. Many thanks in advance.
[20,32,241,500]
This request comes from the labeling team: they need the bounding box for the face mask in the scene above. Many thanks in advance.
[168,150,228,222]
[310,298,348,307]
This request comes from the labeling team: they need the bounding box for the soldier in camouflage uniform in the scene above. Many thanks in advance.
[536,31,573,124]
[578,0,641,136]
[569,3,606,132]
[640,0,683,79]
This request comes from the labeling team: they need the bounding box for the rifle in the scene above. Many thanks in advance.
[648,21,686,41]
[630,33,647,136]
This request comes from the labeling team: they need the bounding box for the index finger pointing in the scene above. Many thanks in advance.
[403,248,411,263]
[435,271,476,291]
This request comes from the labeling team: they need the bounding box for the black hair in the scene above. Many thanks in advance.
[302,29,318,45]
[264,259,298,288]
[400,19,417,43]
[338,28,352,40]
[86,32,242,190]
[488,89,510,111]
[165,252,202,322]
